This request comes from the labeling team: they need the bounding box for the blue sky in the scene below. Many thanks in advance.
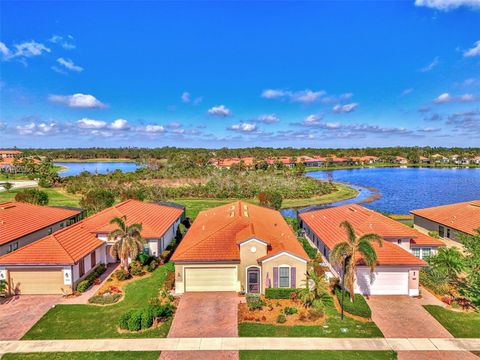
[1,0,480,148]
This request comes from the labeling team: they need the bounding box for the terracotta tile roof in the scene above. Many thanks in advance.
[299,204,437,266]
[0,222,103,265]
[172,201,308,262]
[81,199,184,238]
[411,200,480,236]
[0,202,81,246]
[0,150,22,154]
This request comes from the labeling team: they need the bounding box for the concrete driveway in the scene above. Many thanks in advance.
[0,295,62,340]
[161,292,240,360]
[366,296,452,338]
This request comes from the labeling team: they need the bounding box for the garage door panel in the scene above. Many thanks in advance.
[9,268,64,295]
[185,267,237,292]
[356,268,409,295]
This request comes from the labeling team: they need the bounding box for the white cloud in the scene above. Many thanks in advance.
[402,88,414,96]
[304,114,322,124]
[0,40,50,61]
[420,57,439,72]
[433,92,476,104]
[48,93,106,108]
[144,124,165,133]
[77,118,107,129]
[332,103,358,113]
[415,0,480,11]
[181,92,191,103]
[56,57,83,72]
[49,35,76,50]
[110,119,129,130]
[16,122,58,136]
[228,123,257,133]
[256,114,280,124]
[261,88,325,104]
[208,105,231,117]
[464,40,480,57]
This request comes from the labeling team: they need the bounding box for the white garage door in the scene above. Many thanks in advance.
[355,267,409,295]
[185,267,237,292]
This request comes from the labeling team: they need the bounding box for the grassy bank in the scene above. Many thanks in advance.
[240,351,396,360]
[423,305,480,338]
[305,163,480,172]
[0,187,82,208]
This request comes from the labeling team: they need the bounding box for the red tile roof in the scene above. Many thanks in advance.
[0,222,104,265]
[0,202,80,246]
[0,150,22,154]
[299,204,439,266]
[172,201,308,262]
[411,200,480,236]
[80,199,184,238]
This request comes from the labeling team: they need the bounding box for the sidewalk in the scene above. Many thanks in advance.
[1,337,479,353]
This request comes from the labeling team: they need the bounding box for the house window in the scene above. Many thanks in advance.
[439,226,445,237]
[422,248,432,258]
[60,222,64,229]
[48,227,53,235]
[412,247,421,258]
[79,258,85,277]
[12,242,18,251]
[7,244,12,253]
[91,251,96,267]
[397,239,402,245]
[279,267,290,288]
[447,228,451,238]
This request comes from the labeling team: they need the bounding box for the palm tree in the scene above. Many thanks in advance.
[428,247,464,281]
[298,265,332,310]
[108,216,145,272]
[329,221,383,301]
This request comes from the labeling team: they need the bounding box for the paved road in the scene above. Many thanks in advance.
[0,180,38,192]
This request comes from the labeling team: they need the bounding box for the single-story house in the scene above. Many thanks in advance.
[171,201,308,294]
[299,204,444,296]
[0,150,22,159]
[0,201,82,256]
[411,200,480,244]
[0,199,185,295]
[394,156,408,164]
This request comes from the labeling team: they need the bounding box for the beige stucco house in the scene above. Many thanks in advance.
[171,201,308,294]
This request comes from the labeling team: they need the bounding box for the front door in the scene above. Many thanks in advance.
[247,267,260,293]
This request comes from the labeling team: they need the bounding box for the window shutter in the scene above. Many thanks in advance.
[291,267,296,288]
[273,267,278,288]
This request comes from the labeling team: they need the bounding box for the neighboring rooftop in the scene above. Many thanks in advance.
[0,222,103,265]
[299,204,442,266]
[0,201,81,246]
[80,199,184,238]
[411,200,480,236]
[171,201,308,262]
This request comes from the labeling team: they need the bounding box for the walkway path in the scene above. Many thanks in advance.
[0,337,479,353]
[0,180,37,192]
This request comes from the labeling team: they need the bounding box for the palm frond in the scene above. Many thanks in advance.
[357,240,378,270]
[340,221,356,244]
[359,233,383,247]
[329,242,352,265]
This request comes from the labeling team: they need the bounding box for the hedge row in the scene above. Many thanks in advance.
[298,237,318,259]
[334,288,372,318]
[76,263,107,293]
[265,288,298,299]
[118,303,175,332]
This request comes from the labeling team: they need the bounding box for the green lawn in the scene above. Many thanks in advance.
[240,351,396,360]
[239,301,383,338]
[23,263,174,339]
[171,198,233,219]
[0,187,81,208]
[423,305,480,338]
[2,352,160,360]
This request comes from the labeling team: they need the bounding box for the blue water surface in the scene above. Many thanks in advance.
[55,162,141,177]
[306,167,480,214]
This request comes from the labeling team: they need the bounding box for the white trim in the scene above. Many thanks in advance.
[239,238,269,247]
[260,251,308,264]
[245,265,262,294]
[278,264,291,288]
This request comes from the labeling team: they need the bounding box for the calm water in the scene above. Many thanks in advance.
[55,161,141,177]
[306,167,480,214]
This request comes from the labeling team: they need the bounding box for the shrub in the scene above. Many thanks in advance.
[334,288,372,318]
[164,270,175,289]
[307,308,324,321]
[0,279,7,296]
[150,303,176,319]
[15,188,49,205]
[79,189,115,214]
[137,252,151,265]
[428,231,440,239]
[265,288,298,299]
[119,310,135,330]
[76,264,107,293]
[276,314,287,324]
[420,268,450,296]
[130,261,145,277]
[114,269,132,281]
[147,260,158,272]
[127,309,143,331]
[283,306,298,315]
[141,306,155,329]
[88,293,121,305]
[246,294,266,311]
[298,237,318,259]
[38,178,52,188]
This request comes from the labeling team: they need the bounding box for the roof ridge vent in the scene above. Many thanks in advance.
[348,207,357,212]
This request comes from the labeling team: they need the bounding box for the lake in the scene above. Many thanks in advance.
[55,161,141,177]
[306,167,480,214]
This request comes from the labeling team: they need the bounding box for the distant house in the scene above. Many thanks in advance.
[0,200,184,295]
[411,200,480,245]
[300,204,444,296]
[394,156,408,164]
[0,150,22,159]
[472,156,480,165]
[431,154,449,164]
[419,156,430,164]
[0,201,82,256]
[172,201,308,294]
